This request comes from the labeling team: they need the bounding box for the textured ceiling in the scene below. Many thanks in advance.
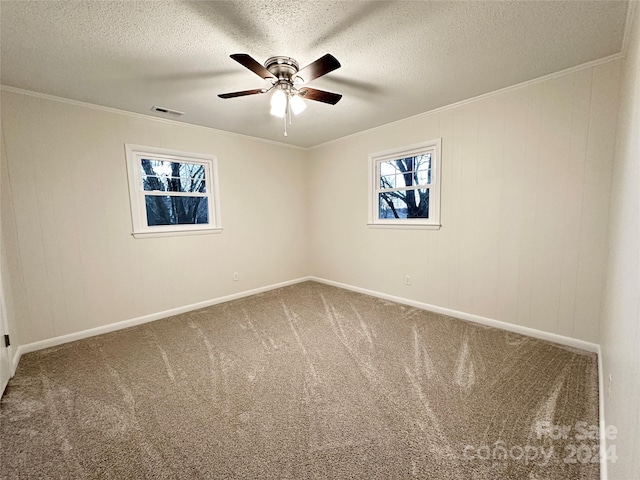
[0,1,629,148]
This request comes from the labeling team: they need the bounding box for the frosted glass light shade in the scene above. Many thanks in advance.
[290,95,307,115]
[270,89,287,118]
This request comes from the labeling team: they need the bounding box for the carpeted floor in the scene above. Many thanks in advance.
[0,281,599,479]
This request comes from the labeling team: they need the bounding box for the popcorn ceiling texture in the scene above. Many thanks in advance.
[0,282,598,478]
[0,1,628,147]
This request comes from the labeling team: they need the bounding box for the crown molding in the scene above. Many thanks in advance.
[0,85,307,151]
[311,52,624,150]
[621,0,638,56]
[2,44,627,154]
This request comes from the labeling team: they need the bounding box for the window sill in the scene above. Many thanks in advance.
[367,223,441,230]
[132,228,223,239]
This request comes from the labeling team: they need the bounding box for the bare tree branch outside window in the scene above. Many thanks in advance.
[141,159,209,226]
[378,154,431,219]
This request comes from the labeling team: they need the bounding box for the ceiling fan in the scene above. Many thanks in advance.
[218,53,343,136]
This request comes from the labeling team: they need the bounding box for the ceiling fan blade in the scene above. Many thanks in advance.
[296,54,341,83]
[230,54,275,80]
[218,88,266,99]
[299,87,342,105]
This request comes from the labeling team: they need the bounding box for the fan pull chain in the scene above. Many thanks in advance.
[283,94,291,136]
[283,94,288,136]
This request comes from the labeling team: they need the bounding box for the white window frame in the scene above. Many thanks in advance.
[368,138,442,229]
[125,144,222,238]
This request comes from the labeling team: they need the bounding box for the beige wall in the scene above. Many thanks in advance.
[1,113,30,356]
[1,23,636,475]
[0,91,309,347]
[1,60,622,348]
[601,3,640,478]
[1,41,634,475]
[308,60,621,344]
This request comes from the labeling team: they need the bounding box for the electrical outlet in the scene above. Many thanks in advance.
[233,272,239,281]
[405,275,411,286]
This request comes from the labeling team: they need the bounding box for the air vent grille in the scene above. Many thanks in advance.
[151,106,185,117]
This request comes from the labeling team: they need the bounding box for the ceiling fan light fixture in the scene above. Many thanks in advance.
[270,89,287,117]
[219,53,342,136]
[290,94,307,115]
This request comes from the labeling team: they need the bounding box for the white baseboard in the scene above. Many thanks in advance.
[10,276,311,371]
[10,346,21,374]
[309,276,606,479]
[309,276,600,352]
[11,275,600,365]
[597,345,608,480]
[8,275,607,478]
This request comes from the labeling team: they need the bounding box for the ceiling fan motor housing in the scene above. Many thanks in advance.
[265,56,299,81]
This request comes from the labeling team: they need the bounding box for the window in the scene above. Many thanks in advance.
[125,144,222,238]
[368,139,441,229]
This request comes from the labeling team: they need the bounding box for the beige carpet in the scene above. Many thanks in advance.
[0,281,599,479]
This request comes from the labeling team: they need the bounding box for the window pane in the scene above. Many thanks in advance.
[145,195,209,226]
[141,159,207,193]
[415,153,431,171]
[380,174,396,188]
[397,172,413,188]
[400,157,416,172]
[381,172,413,189]
[414,169,431,185]
[380,161,401,176]
[379,154,432,188]
[378,188,429,219]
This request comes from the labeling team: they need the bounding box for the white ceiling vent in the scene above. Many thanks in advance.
[151,106,185,117]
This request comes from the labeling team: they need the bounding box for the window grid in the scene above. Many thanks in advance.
[368,139,441,229]
[125,144,222,238]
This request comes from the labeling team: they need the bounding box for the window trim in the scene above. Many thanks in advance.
[125,144,222,238]
[367,139,442,229]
